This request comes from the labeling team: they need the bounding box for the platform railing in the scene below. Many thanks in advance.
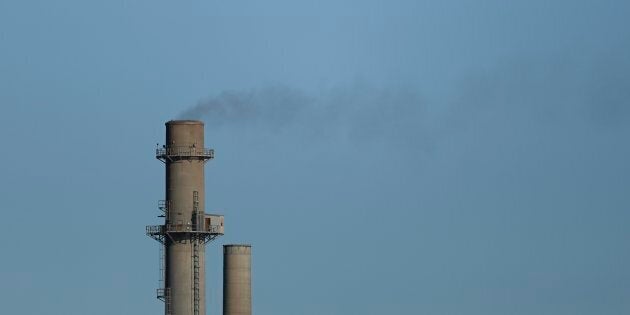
[155,146,214,159]
[146,223,224,235]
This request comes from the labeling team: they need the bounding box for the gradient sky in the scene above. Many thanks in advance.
[1,0,629,314]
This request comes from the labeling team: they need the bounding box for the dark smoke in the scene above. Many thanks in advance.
[178,84,428,146]
[178,86,312,130]
[177,48,630,150]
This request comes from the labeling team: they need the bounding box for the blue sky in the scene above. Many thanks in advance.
[0,0,629,314]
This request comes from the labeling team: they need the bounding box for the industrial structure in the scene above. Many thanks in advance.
[147,120,230,315]
[223,245,252,315]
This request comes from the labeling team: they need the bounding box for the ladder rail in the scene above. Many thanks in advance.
[192,191,201,315]
[193,241,200,315]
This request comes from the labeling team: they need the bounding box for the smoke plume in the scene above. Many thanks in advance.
[178,84,428,146]
[177,48,630,151]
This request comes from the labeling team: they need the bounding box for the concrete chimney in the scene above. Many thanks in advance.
[223,244,252,315]
[147,120,224,315]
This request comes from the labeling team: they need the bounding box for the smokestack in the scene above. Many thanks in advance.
[223,244,252,315]
[147,120,224,315]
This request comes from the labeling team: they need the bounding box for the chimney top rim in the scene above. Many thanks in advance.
[166,120,204,125]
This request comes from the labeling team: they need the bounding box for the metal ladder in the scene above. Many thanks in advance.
[159,244,166,295]
[192,191,201,315]
[164,288,172,315]
[193,241,200,315]
[157,244,172,315]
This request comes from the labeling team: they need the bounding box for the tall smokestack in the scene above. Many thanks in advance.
[223,244,252,315]
[147,120,224,315]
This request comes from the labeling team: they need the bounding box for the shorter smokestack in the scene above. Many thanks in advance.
[223,244,252,315]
